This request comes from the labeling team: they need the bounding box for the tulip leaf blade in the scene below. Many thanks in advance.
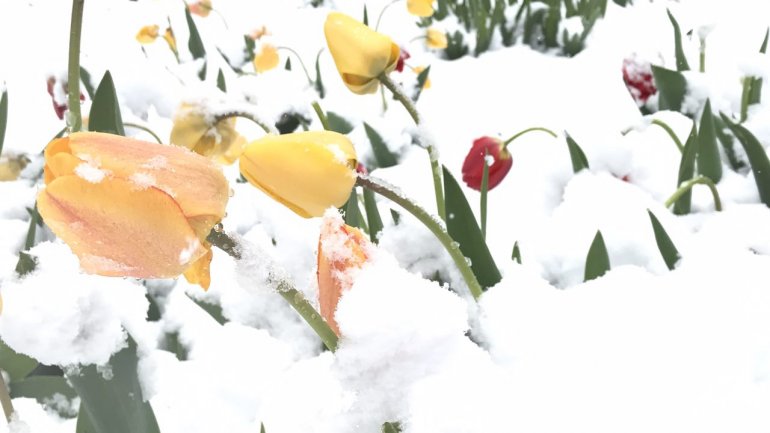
[413,65,431,103]
[185,6,206,60]
[651,65,687,112]
[314,49,325,99]
[343,190,365,231]
[666,8,690,71]
[88,70,125,136]
[511,241,522,264]
[363,188,384,243]
[363,122,398,169]
[713,114,746,171]
[0,87,7,157]
[584,230,610,282]
[15,206,41,277]
[9,376,77,417]
[0,338,38,381]
[327,111,354,135]
[382,422,401,433]
[565,132,589,173]
[673,124,698,215]
[363,5,369,26]
[719,113,770,207]
[697,99,722,182]
[443,166,502,290]
[217,69,227,92]
[79,66,96,99]
[647,209,680,270]
[748,27,769,105]
[68,336,161,433]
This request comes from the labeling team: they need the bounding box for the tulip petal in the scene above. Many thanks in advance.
[183,244,213,290]
[37,175,206,278]
[67,132,228,221]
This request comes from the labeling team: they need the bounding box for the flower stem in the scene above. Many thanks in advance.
[311,101,331,131]
[213,111,277,135]
[664,175,723,211]
[206,228,338,352]
[480,150,489,240]
[502,126,557,148]
[356,174,484,301]
[650,119,684,153]
[123,122,163,144]
[375,0,401,31]
[277,46,315,86]
[0,372,13,423]
[67,0,85,133]
[377,72,445,221]
[699,37,706,73]
[740,77,752,123]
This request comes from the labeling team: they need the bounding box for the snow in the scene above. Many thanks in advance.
[73,162,106,183]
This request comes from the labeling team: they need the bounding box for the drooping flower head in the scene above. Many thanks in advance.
[461,136,513,191]
[407,0,435,17]
[426,28,448,49]
[170,102,246,165]
[622,57,657,107]
[324,12,400,95]
[253,43,280,73]
[188,0,212,18]
[136,25,160,44]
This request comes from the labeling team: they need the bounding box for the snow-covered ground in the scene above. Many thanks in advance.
[1,0,770,432]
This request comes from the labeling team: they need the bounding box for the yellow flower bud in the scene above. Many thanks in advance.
[170,103,247,165]
[407,0,435,17]
[163,27,178,55]
[136,25,160,44]
[239,131,357,218]
[253,44,280,73]
[426,28,448,49]
[323,12,400,95]
[37,132,229,286]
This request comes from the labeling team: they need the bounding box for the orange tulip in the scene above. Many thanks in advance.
[37,132,229,286]
[317,215,371,335]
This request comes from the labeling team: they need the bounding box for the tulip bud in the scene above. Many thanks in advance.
[136,25,160,44]
[324,12,400,95]
[317,214,371,335]
[37,132,229,285]
[170,102,246,165]
[426,28,448,50]
[395,47,411,73]
[188,0,212,18]
[622,57,657,107]
[407,0,435,17]
[253,43,279,73]
[461,136,513,191]
[239,131,357,218]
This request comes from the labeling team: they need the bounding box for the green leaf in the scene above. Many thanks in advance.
[584,230,610,282]
[382,421,401,433]
[363,123,398,169]
[651,65,687,112]
[15,206,41,276]
[0,87,7,157]
[243,35,256,60]
[666,9,690,71]
[0,338,38,381]
[79,67,96,99]
[343,190,365,230]
[185,7,206,60]
[673,125,699,215]
[187,294,227,325]
[216,69,227,92]
[697,99,722,182]
[748,28,769,105]
[326,111,354,135]
[713,114,746,171]
[314,50,325,98]
[565,132,589,173]
[88,71,125,136]
[443,166,502,290]
[413,65,431,103]
[198,60,207,81]
[390,209,401,225]
[511,241,522,264]
[284,57,292,71]
[260,423,266,433]
[9,376,77,416]
[76,405,96,433]
[363,188,384,243]
[647,210,680,270]
[68,337,161,433]
[719,113,770,207]
[363,5,369,26]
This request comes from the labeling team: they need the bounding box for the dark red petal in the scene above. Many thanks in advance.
[462,136,511,191]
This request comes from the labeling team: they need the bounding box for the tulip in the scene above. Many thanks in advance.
[426,28,448,50]
[47,77,84,121]
[324,12,400,95]
[461,136,513,191]
[317,215,371,335]
[188,0,212,18]
[253,43,279,73]
[136,25,160,44]
[163,27,178,55]
[239,131,357,218]
[407,0,435,17]
[37,132,229,285]
[170,102,246,165]
[395,47,411,73]
[622,57,656,107]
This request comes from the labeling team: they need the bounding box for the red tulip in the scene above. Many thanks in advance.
[622,57,656,107]
[395,47,410,73]
[47,77,85,120]
[461,136,512,191]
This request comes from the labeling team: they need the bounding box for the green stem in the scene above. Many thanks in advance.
[277,46,315,86]
[664,175,723,211]
[480,150,489,240]
[213,111,276,135]
[123,122,163,144]
[378,72,445,221]
[375,0,402,31]
[380,83,388,113]
[356,174,484,301]
[311,101,330,131]
[699,37,706,73]
[650,119,684,153]
[0,372,13,423]
[67,0,85,132]
[740,76,752,123]
[502,126,557,148]
[206,228,338,352]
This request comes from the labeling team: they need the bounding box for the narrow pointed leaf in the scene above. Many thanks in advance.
[697,99,722,182]
[0,338,38,381]
[314,50,325,98]
[651,65,687,112]
[88,71,125,136]
[719,113,770,206]
[647,210,680,270]
[713,114,746,170]
[673,125,699,215]
[565,132,589,173]
[9,376,77,416]
[363,188,384,243]
[327,111,354,135]
[584,230,610,282]
[363,5,369,26]
[390,209,401,225]
[511,241,522,264]
[382,422,401,433]
[79,67,96,99]
[364,122,398,168]
[666,9,690,71]
[185,7,206,60]
[342,190,365,230]
[67,337,161,433]
[748,28,769,105]
[0,88,8,157]
[216,69,227,92]
[443,166,502,290]
[284,57,292,70]
[413,65,431,103]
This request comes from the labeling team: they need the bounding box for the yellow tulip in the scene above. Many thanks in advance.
[37,132,229,286]
[407,0,434,17]
[426,28,448,49]
[163,27,178,55]
[136,25,160,44]
[170,102,247,165]
[253,43,280,73]
[239,131,357,218]
[323,12,400,95]
[317,216,371,336]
